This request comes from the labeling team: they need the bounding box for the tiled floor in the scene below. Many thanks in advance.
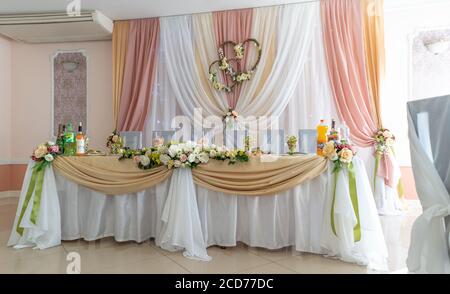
[0,197,421,274]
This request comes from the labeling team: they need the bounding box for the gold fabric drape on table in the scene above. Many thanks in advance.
[52,155,327,196]
[361,0,385,129]
[112,20,129,129]
[53,156,172,195]
[192,155,328,196]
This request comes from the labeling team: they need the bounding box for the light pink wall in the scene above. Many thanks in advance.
[0,36,12,163]
[11,40,112,160]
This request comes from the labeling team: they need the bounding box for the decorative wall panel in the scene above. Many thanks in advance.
[53,51,87,136]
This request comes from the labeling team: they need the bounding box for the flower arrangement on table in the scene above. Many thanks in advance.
[32,141,60,170]
[120,141,250,170]
[286,135,298,155]
[322,139,357,173]
[106,129,123,154]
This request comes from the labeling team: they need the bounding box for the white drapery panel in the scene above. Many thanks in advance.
[406,97,450,274]
[160,15,228,119]
[277,3,338,135]
[236,3,316,120]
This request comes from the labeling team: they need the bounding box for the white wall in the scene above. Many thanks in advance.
[0,36,11,163]
[11,40,112,160]
[383,0,450,166]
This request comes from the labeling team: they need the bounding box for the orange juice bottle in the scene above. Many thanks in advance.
[316,119,328,156]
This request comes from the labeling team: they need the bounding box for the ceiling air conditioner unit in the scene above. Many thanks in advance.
[0,10,113,43]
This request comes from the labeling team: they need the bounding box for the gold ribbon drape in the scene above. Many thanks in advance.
[192,155,328,196]
[361,0,385,129]
[112,20,130,129]
[53,156,172,195]
[52,155,327,196]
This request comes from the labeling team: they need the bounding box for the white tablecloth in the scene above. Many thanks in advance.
[8,157,388,270]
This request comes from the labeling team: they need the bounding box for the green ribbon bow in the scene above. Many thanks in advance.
[16,164,46,236]
[331,162,361,242]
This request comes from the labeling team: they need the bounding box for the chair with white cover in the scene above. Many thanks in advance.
[121,131,143,150]
[298,129,317,154]
[406,96,450,273]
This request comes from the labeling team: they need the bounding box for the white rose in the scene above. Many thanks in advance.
[382,130,392,139]
[386,137,395,147]
[44,154,54,162]
[174,160,181,168]
[199,153,209,164]
[158,145,168,154]
[168,145,179,157]
[188,153,196,163]
[209,150,217,158]
[160,154,170,165]
[339,148,354,164]
[139,155,150,166]
[145,150,152,157]
[47,141,55,146]
[34,145,48,159]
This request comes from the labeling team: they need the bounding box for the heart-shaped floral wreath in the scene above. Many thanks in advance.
[208,38,262,92]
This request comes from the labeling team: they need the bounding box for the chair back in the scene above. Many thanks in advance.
[298,129,317,154]
[121,131,142,149]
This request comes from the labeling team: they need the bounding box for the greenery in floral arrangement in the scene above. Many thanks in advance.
[204,145,249,165]
[286,135,298,155]
[322,139,357,173]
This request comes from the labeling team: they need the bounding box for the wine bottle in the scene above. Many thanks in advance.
[76,122,86,155]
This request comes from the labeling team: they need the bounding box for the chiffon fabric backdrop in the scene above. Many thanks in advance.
[321,0,402,215]
[145,2,336,145]
[406,96,450,274]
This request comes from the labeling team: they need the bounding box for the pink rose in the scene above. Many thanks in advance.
[180,154,188,163]
[133,156,141,164]
[49,145,59,153]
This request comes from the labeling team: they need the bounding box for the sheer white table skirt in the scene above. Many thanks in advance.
[8,158,388,270]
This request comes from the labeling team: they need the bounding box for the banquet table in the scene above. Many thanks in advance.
[7,154,388,270]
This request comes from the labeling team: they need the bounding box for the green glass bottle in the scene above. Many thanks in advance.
[56,124,66,154]
[64,123,76,156]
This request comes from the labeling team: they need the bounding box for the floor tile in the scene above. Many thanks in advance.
[275,253,371,274]
[239,262,296,274]
[93,255,188,274]
[167,246,270,274]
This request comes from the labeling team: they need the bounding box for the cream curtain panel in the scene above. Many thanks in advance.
[112,20,129,128]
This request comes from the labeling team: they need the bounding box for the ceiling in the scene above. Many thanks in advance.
[0,0,309,20]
